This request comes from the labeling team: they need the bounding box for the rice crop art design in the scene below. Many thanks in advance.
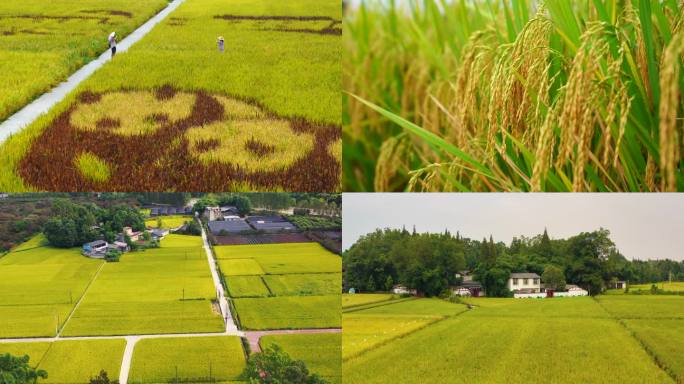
[213,15,341,36]
[19,86,340,191]
[344,0,684,192]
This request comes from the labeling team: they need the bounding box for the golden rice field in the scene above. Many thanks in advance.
[344,0,684,192]
[0,0,341,192]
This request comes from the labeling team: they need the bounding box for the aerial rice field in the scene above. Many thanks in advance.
[217,241,341,330]
[215,242,342,274]
[344,0,684,192]
[261,333,341,384]
[233,295,341,330]
[128,336,246,383]
[0,0,341,192]
[0,339,126,383]
[61,234,224,336]
[0,0,168,122]
[343,294,682,383]
[0,242,103,337]
[144,215,193,229]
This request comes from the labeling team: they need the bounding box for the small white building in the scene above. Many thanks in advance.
[508,272,541,293]
[204,206,224,222]
[392,284,416,295]
[607,281,627,290]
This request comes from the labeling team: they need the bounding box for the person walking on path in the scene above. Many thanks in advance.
[108,32,117,58]
[217,36,224,53]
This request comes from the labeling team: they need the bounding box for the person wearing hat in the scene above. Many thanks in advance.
[108,32,117,58]
[217,36,224,53]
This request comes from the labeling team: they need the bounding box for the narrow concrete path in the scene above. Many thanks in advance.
[244,328,342,353]
[199,217,239,333]
[118,336,138,384]
[0,0,186,143]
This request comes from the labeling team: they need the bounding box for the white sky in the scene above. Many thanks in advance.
[342,193,684,261]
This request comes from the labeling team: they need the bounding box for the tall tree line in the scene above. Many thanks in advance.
[344,228,684,297]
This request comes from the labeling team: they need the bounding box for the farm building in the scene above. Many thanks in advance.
[607,281,628,289]
[204,206,224,221]
[148,206,192,216]
[117,226,143,242]
[149,228,169,240]
[453,280,484,297]
[221,206,239,214]
[246,216,296,232]
[508,272,541,293]
[82,240,128,258]
[208,219,252,235]
[392,284,417,295]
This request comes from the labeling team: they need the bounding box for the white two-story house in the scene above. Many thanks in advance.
[508,272,541,293]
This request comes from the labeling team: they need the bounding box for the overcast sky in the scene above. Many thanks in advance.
[342,193,684,261]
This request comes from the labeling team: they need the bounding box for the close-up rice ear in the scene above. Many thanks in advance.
[343,0,684,192]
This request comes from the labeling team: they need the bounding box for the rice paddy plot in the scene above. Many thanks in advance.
[261,333,341,384]
[624,319,684,381]
[344,298,674,384]
[0,244,103,338]
[0,0,168,122]
[0,0,341,192]
[342,293,397,309]
[233,295,340,330]
[214,242,341,274]
[60,235,224,336]
[629,282,684,292]
[0,339,126,384]
[263,273,341,296]
[343,298,466,360]
[128,336,246,384]
[596,295,684,319]
[226,275,271,298]
[144,215,193,229]
[218,258,265,276]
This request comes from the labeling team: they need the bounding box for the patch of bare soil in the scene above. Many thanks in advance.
[18,86,341,192]
[213,14,342,36]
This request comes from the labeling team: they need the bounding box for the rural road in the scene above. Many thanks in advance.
[199,217,239,333]
[0,0,186,143]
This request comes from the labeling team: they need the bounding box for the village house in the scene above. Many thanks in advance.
[117,226,143,242]
[607,280,627,290]
[453,280,484,297]
[82,240,129,259]
[149,228,169,241]
[392,284,417,295]
[508,272,541,293]
[204,206,224,221]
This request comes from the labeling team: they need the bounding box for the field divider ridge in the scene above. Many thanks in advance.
[343,297,417,313]
[592,297,681,383]
[0,0,186,143]
[56,261,106,337]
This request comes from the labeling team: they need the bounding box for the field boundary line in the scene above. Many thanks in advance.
[0,0,186,143]
[343,306,470,362]
[343,297,417,313]
[56,262,105,337]
[260,276,275,297]
[592,297,681,383]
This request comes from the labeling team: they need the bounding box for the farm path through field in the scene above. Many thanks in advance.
[244,328,342,353]
[0,0,186,143]
[200,217,239,333]
[56,262,105,337]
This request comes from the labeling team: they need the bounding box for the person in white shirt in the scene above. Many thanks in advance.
[108,32,117,58]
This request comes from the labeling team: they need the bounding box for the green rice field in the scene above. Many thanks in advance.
[342,293,397,309]
[61,234,224,336]
[217,242,341,330]
[630,282,684,292]
[0,240,103,337]
[261,333,341,384]
[144,215,193,229]
[343,294,683,383]
[128,336,246,383]
[0,339,126,383]
[0,0,341,192]
[0,0,168,122]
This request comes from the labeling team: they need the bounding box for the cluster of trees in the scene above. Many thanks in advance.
[192,194,253,216]
[43,200,145,248]
[241,345,328,384]
[344,227,684,297]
